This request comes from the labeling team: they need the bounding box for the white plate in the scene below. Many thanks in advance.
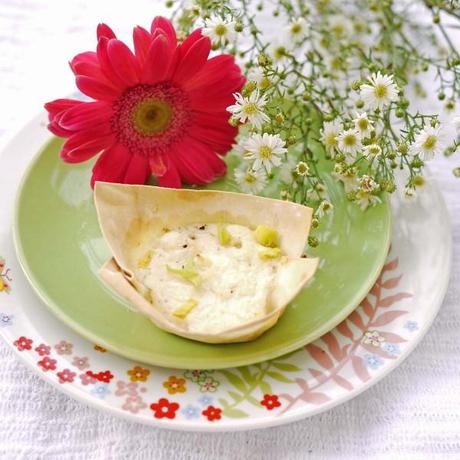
[0,113,452,431]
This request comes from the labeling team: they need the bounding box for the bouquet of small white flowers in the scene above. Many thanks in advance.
[169,0,460,243]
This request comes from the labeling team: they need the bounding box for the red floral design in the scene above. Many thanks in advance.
[202,405,222,421]
[37,356,57,372]
[79,373,97,386]
[57,369,76,384]
[54,340,73,355]
[72,356,90,370]
[44,17,244,189]
[260,394,281,410]
[86,370,114,383]
[35,343,51,356]
[14,336,33,351]
[150,398,179,419]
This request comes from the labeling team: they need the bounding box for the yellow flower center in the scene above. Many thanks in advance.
[291,23,302,34]
[259,145,273,158]
[133,98,172,135]
[423,135,437,150]
[374,83,388,99]
[274,46,286,60]
[343,134,357,146]
[243,102,258,116]
[214,24,227,36]
[245,173,256,184]
[325,133,337,146]
[357,118,369,131]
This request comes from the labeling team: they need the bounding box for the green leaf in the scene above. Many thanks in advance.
[272,362,302,372]
[220,370,248,393]
[267,371,295,383]
[222,407,249,418]
[246,394,262,408]
[259,380,273,395]
[238,366,256,384]
[228,391,243,403]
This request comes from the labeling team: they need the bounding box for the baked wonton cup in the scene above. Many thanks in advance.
[94,182,319,344]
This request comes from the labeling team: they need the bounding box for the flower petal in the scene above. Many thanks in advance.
[188,123,237,155]
[70,51,98,73]
[141,34,173,84]
[182,55,242,92]
[44,99,83,121]
[106,39,140,87]
[169,138,216,184]
[149,154,167,176]
[172,36,211,85]
[133,26,152,66]
[151,16,177,46]
[91,144,131,188]
[124,154,151,184]
[61,131,114,163]
[96,37,128,90]
[97,23,116,40]
[76,75,120,101]
[58,101,113,130]
[157,156,181,188]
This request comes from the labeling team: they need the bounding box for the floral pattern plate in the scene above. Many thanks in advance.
[0,114,451,431]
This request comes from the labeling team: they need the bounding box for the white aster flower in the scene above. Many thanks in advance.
[337,129,362,156]
[306,183,327,201]
[355,191,382,210]
[243,133,287,173]
[295,161,310,177]
[234,167,267,195]
[248,67,264,84]
[360,72,399,110]
[332,164,359,192]
[287,18,307,43]
[353,112,374,138]
[202,17,236,45]
[410,125,446,161]
[315,200,334,218]
[320,119,342,153]
[269,38,291,64]
[404,187,417,199]
[363,144,382,159]
[226,90,270,130]
[359,175,379,193]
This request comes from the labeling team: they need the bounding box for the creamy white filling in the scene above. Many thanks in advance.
[134,223,282,334]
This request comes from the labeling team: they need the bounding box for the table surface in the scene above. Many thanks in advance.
[0,1,459,459]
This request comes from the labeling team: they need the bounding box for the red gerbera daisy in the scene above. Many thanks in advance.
[45,17,245,188]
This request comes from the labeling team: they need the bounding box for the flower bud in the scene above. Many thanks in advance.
[355,99,365,109]
[308,236,319,248]
[234,22,243,33]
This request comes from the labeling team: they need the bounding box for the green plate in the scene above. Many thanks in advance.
[14,137,391,369]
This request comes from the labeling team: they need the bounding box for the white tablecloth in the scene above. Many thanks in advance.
[0,1,459,459]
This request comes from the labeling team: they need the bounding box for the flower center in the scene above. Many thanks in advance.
[423,135,437,150]
[243,102,258,116]
[132,99,172,135]
[274,47,286,60]
[259,145,272,158]
[374,83,388,99]
[215,24,227,36]
[357,118,369,130]
[111,83,191,157]
[343,134,357,146]
[325,133,337,146]
[245,173,256,184]
[291,23,302,34]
